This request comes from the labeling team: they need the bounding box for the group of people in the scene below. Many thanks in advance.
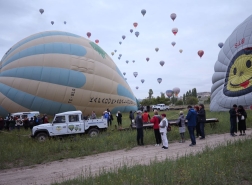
[0,114,49,131]
[229,104,247,136]
[102,109,122,128]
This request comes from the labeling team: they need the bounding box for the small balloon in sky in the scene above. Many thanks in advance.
[135,31,139,37]
[64,21,66,24]
[198,50,204,58]
[51,21,54,25]
[119,41,122,45]
[132,60,135,63]
[157,78,162,84]
[123,72,126,76]
[111,52,114,56]
[170,13,177,21]
[146,57,149,62]
[141,9,146,16]
[218,42,224,48]
[122,35,126,40]
[155,48,159,52]
[39,9,44,14]
[133,72,138,78]
[160,61,165,66]
[95,39,99,44]
[171,42,176,47]
[179,49,183,53]
[141,79,145,83]
[119,54,122,57]
[133,22,138,28]
[126,60,129,64]
[172,28,178,35]
[136,86,139,90]
[114,50,117,53]
[87,32,91,38]
[130,29,133,33]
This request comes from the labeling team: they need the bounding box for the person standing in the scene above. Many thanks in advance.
[116,111,122,128]
[150,110,162,146]
[90,111,97,119]
[159,114,168,149]
[194,106,201,138]
[237,105,247,136]
[186,105,197,146]
[176,111,186,143]
[129,111,134,126]
[142,110,151,124]
[229,104,238,137]
[135,111,144,146]
[103,111,109,126]
[198,104,206,139]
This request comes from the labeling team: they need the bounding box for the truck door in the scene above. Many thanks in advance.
[67,114,83,134]
[52,115,67,135]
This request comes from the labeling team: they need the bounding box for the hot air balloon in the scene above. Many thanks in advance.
[119,54,122,57]
[141,9,146,16]
[119,41,122,45]
[130,29,133,33]
[172,28,178,36]
[155,48,159,52]
[170,13,177,21]
[123,72,126,76]
[133,72,138,78]
[133,22,138,28]
[0,31,138,117]
[171,42,176,47]
[135,32,139,37]
[126,60,129,64]
[95,39,99,44]
[136,86,139,90]
[218,42,224,48]
[111,52,114,56]
[173,87,180,97]
[179,49,183,53]
[87,32,91,38]
[64,21,66,24]
[141,79,145,83]
[198,50,204,58]
[122,35,126,40]
[118,57,120,60]
[51,21,54,25]
[146,57,149,62]
[157,78,162,84]
[166,90,173,98]
[39,9,44,14]
[132,60,135,63]
[160,61,165,66]
[114,50,117,53]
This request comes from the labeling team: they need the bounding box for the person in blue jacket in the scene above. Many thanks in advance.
[186,105,197,146]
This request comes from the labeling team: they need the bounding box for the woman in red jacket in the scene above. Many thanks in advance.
[150,110,162,146]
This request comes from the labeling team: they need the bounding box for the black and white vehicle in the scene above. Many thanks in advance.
[31,110,108,141]
[152,104,169,111]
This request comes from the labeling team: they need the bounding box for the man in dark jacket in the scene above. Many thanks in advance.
[229,104,238,136]
[198,104,206,139]
[186,105,197,146]
[135,110,144,146]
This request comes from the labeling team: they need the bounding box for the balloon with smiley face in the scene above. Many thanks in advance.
[210,15,252,111]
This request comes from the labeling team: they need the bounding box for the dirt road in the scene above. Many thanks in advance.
[0,129,251,185]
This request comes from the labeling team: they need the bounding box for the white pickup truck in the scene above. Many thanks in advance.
[31,110,107,141]
[152,104,169,111]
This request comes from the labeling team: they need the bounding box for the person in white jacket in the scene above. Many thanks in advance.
[159,114,168,149]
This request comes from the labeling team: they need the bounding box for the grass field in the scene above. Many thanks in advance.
[0,107,252,170]
[53,136,252,185]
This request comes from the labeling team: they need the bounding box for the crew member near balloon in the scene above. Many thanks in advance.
[229,104,238,137]
[135,111,144,146]
[142,110,151,124]
[194,106,201,138]
[159,114,168,149]
[150,110,162,146]
[237,105,247,136]
[176,111,186,143]
[129,111,135,126]
[116,111,122,128]
[197,104,206,139]
[186,105,197,146]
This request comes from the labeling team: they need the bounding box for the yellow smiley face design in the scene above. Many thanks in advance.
[224,49,252,97]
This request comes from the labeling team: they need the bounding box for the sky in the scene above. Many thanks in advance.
[0,0,252,100]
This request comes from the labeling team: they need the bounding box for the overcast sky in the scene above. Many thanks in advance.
[0,0,252,99]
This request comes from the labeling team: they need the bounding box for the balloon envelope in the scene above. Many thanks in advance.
[51,21,54,25]
[123,72,126,76]
[87,32,91,38]
[133,22,138,28]
[64,21,66,24]
[160,61,165,66]
[172,28,178,35]
[141,9,146,16]
[155,48,159,52]
[111,52,114,56]
[170,13,177,21]
[171,42,176,46]
[198,50,204,58]
[114,50,117,53]
[119,41,122,45]
[157,78,162,84]
[146,57,149,62]
[133,72,138,77]
[179,49,183,53]
[132,60,135,63]
[173,87,180,97]
[130,29,133,33]
[126,60,129,64]
[119,54,122,57]
[136,86,139,89]
[122,35,126,40]
[39,9,44,14]
[141,79,145,83]
[135,31,139,37]
[218,42,224,48]
[166,90,173,98]
[95,39,99,44]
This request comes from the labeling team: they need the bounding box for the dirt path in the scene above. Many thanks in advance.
[0,129,251,185]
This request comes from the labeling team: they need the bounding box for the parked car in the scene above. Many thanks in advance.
[152,104,169,111]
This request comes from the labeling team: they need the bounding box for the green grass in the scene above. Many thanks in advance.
[0,108,252,170]
[53,136,252,185]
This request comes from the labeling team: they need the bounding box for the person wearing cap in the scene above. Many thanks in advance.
[150,110,162,146]
[176,111,186,143]
[198,104,206,139]
[186,105,197,146]
[135,110,144,146]
[229,104,238,136]
[159,114,168,149]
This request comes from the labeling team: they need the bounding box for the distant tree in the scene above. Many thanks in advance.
[183,94,186,103]
[188,90,192,96]
[186,96,198,105]
[160,92,165,99]
[206,96,211,104]
[192,88,197,97]
[175,100,183,105]
[148,89,153,100]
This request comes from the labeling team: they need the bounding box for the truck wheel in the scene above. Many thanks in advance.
[88,128,99,137]
[36,133,48,142]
